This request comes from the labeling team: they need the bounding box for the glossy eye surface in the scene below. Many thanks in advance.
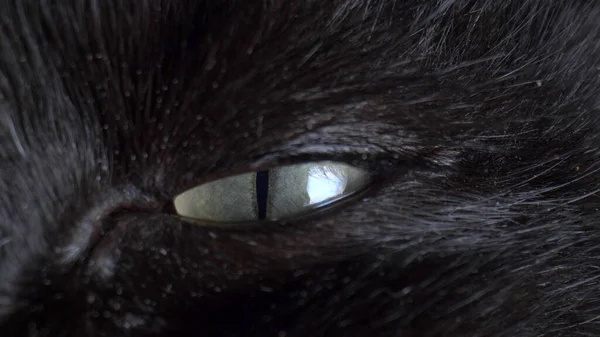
[173,161,371,223]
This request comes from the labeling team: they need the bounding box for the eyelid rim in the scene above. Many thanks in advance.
[169,161,380,226]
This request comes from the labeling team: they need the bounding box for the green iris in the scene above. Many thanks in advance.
[173,161,370,223]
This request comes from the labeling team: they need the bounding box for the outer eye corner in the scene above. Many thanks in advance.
[173,161,372,225]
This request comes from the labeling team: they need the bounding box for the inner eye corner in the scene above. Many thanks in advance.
[172,161,373,225]
[162,200,177,214]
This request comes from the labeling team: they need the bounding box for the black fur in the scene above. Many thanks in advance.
[2,1,600,336]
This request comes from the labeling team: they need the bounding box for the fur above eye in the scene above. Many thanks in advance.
[173,161,371,223]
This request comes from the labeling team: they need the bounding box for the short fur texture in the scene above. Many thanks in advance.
[2,1,600,336]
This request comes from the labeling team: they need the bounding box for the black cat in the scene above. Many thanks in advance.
[2,1,600,336]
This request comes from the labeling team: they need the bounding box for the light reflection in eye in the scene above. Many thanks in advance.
[306,167,348,204]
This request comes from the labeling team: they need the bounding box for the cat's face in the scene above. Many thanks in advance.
[2,1,600,336]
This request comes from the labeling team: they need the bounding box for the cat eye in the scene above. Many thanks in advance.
[173,161,371,223]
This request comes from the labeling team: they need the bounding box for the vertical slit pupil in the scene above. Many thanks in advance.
[256,170,269,220]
